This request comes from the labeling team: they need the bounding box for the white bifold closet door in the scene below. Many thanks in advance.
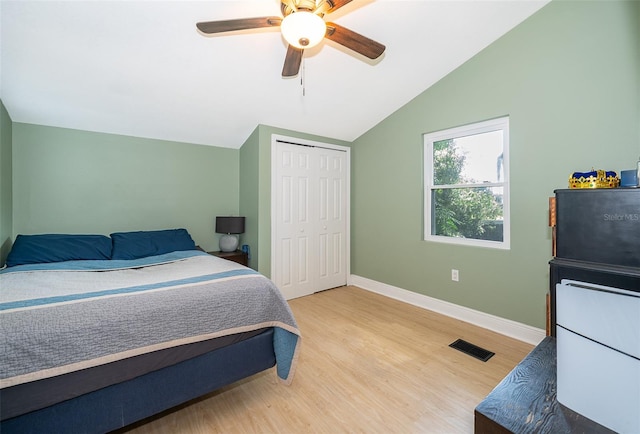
[273,140,348,300]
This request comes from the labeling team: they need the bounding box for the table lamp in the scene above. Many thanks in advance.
[216,216,245,252]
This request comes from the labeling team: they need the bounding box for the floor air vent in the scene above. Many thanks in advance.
[449,339,495,362]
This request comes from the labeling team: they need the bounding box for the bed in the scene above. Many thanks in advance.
[0,229,301,433]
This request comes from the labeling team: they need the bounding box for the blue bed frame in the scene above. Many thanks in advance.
[1,329,276,433]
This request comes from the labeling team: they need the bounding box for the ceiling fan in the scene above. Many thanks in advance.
[196,0,385,77]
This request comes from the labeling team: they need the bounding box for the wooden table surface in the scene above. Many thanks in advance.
[474,336,615,434]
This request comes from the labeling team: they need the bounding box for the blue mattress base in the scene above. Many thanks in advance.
[1,329,276,434]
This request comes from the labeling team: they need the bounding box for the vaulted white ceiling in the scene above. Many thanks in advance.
[0,0,549,149]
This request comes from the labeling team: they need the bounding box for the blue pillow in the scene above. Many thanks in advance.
[110,228,196,260]
[6,234,112,267]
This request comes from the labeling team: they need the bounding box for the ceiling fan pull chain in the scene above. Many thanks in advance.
[301,58,306,97]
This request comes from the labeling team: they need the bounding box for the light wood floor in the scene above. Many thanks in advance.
[122,286,534,433]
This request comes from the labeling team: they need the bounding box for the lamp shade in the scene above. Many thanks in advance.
[215,216,245,234]
[280,11,326,49]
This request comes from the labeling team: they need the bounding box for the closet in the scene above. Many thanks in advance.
[271,137,349,300]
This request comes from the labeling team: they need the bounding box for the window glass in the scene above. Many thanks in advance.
[424,117,509,248]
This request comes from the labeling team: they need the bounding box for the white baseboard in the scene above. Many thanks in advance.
[349,275,546,346]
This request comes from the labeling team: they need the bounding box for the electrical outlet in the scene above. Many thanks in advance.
[451,269,459,282]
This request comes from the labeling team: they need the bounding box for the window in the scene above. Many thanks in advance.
[424,117,510,249]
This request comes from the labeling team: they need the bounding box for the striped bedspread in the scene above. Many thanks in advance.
[0,251,300,389]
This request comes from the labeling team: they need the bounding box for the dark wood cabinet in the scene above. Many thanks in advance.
[208,250,248,266]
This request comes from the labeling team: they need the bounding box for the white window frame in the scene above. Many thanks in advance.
[423,116,510,249]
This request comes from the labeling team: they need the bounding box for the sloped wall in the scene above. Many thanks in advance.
[350,0,640,328]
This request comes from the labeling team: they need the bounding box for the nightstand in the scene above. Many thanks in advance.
[208,250,248,266]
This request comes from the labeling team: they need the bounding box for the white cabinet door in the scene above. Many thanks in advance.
[273,140,348,300]
[556,280,640,434]
[316,147,348,292]
[273,142,317,299]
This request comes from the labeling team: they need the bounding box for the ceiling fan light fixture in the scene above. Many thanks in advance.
[281,11,326,49]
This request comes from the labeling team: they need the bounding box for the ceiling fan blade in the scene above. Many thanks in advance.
[324,0,353,14]
[196,17,282,34]
[282,45,303,77]
[325,22,385,59]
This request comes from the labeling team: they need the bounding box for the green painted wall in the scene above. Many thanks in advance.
[239,124,350,277]
[12,123,239,251]
[350,0,640,329]
[239,126,260,270]
[0,101,13,266]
